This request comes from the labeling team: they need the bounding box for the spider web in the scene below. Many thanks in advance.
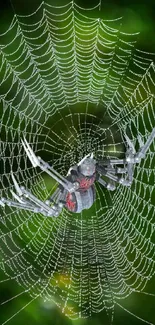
[0,0,155,324]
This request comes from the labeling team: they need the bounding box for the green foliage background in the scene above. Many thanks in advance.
[0,0,155,324]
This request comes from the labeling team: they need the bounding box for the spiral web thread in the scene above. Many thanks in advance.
[0,1,155,324]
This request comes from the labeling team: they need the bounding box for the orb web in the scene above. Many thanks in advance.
[0,1,155,324]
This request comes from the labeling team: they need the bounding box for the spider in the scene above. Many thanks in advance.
[0,128,155,217]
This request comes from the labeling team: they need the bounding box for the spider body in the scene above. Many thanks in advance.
[65,187,95,213]
[63,163,96,213]
[1,128,155,218]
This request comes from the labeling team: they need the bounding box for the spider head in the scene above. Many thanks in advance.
[79,156,96,176]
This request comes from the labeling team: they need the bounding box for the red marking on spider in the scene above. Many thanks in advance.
[66,193,76,211]
[77,175,95,190]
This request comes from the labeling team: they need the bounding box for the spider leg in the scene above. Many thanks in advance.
[22,138,78,193]
[97,128,155,189]
[97,164,132,187]
[48,188,60,203]
[48,187,68,211]
[124,133,136,154]
[104,171,132,187]
[0,197,41,213]
[125,128,155,163]
[134,127,155,161]
[98,177,116,191]
[0,175,60,217]
[107,128,155,166]
[105,166,127,174]
[119,128,155,185]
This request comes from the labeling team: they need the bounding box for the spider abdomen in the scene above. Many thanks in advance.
[65,186,95,213]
